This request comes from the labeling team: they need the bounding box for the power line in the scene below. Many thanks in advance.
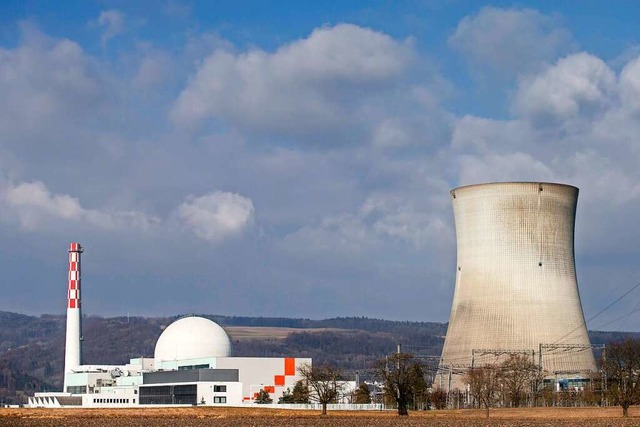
[552,279,640,345]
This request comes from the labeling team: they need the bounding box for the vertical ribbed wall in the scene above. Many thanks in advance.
[437,182,596,390]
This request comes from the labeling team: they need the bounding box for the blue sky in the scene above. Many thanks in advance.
[1,1,640,331]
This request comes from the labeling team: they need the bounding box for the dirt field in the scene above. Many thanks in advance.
[4,406,640,427]
[224,326,348,340]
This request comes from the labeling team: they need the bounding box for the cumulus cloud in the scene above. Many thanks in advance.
[451,115,532,154]
[450,6,574,78]
[0,29,102,137]
[133,49,172,89]
[0,180,160,231]
[514,53,616,123]
[178,191,255,242]
[457,152,555,185]
[1,178,259,244]
[281,214,372,259]
[360,194,448,248]
[171,24,414,136]
[619,57,640,111]
[96,10,125,46]
[282,192,449,265]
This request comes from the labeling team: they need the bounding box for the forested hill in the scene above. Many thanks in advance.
[0,310,638,405]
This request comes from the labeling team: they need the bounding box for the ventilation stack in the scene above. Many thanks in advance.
[63,242,83,393]
[436,182,596,391]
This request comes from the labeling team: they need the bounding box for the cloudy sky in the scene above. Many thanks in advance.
[1,1,640,330]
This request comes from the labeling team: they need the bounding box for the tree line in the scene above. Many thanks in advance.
[279,339,640,418]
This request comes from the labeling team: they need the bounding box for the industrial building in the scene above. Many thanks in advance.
[29,243,311,408]
[436,182,597,391]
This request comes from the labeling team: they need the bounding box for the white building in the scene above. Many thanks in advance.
[28,244,312,408]
[30,315,311,408]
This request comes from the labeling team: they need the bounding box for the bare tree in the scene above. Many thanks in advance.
[375,352,425,415]
[297,363,345,415]
[499,354,539,407]
[429,387,447,409]
[602,339,640,417]
[465,364,500,417]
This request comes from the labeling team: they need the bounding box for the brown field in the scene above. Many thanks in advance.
[224,326,348,340]
[4,406,640,426]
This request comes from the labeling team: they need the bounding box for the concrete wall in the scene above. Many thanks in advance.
[216,357,311,402]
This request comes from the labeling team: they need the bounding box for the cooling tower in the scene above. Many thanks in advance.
[437,182,596,390]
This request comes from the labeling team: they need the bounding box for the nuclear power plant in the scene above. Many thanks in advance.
[27,180,599,406]
[436,182,596,390]
[29,243,315,408]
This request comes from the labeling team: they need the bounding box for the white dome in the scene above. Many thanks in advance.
[154,316,232,362]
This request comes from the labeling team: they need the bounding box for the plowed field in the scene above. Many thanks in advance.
[3,406,640,426]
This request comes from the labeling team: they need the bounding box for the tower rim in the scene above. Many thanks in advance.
[451,181,578,195]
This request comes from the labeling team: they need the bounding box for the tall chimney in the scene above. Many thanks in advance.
[63,242,83,393]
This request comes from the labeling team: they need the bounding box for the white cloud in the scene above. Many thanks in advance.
[451,115,532,154]
[450,7,574,78]
[458,152,555,186]
[514,53,616,123]
[282,214,373,256]
[0,180,160,231]
[281,192,450,264]
[619,57,640,111]
[0,30,102,135]
[361,194,448,248]
[133,49,171,89]
[178,191,255,242]
[171,24,414,136]
[97,10,125,46]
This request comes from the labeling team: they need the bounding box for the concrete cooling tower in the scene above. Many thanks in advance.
[436,182,596,391]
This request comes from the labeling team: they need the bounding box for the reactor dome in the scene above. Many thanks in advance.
[154,316,232,362]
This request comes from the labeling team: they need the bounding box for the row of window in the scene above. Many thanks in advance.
[92,398,134,404]
[213,385,227,393]
[139,384,197,405]
[213,396,227,403]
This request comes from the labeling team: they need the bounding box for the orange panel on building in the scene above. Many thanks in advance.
[264,386,275,393]
[274,375,285,386]
[284,357,296,376]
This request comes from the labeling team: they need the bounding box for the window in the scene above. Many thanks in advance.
[66,385,87,394]
[213,385,227,393]
[213,396,227,404]
[139,384,197,405]
[178,363,209,370]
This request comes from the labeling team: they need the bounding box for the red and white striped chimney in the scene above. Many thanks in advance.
[63,242,83,393]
